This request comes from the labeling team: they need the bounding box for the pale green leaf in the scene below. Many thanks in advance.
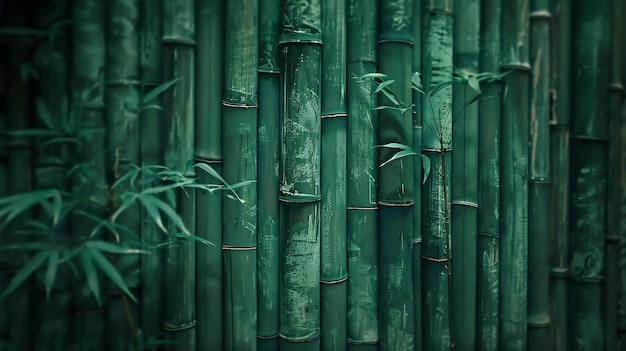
[80,249,101,306]
[44,249,60,300]
[88,248,137,302]
[1,251,49,299]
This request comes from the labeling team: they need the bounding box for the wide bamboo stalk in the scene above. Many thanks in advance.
[527,0,551,348]
[346,1,379,344]
[139,0,164,343]
[499,0,530,348]
[221,0,258,349]
[320,0,348,350]
[421,1,453,349]
[278,2,322,349]
[162,0,196,348]
[606,2,623,349]
[547,0,570,349]
[257,0,280,349]
[105,0,142,348]
[72,0,107,348]
[568,0,611,349]
[476,0,501,348]
[194,1,224,349]
[451,1,479,349]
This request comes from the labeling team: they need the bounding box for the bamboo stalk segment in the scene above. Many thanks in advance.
[527,1,551,348]
[223,249,258,350]
[548,0,570,349]
[279,1,322,347]
[346,208,379,349]
[499,0,530,348]
[476,0,501,349]
[568,0,611,349]
[257,2,280,348]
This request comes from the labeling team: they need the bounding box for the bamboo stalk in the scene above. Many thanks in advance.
[451,1,479,349]
[257,0,280,348]
[620,8,626,350]
[527,0,551,348]
[139,0,164,343]
[278,2,322,347]
[568,0,611,349]
[605,1,623,348]
[547,0,570,349]
[162,0,196,348]
[194,1,224,349]
[105,1,142,346]
[476,0,501,349]
[320,0,348,349]
[499,0,530,348]
[421,1,453,349]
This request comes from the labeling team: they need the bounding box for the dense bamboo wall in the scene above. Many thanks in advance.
[0,0,625,350]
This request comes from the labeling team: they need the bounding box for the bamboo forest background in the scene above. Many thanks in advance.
[0,0,625,350]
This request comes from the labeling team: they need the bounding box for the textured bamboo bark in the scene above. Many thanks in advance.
[162,0,196,348]
[377,1,414,350]
[451,1,479,349]
[527,0,551,348]
[548,1,570,349]
[139,0,164,343]
[606,2,623,349]
[278,2,322,348]
[421,1,453,349]
[568,1,611,350]
[346,1,379,345]
[194,1,224,349]
[476,0,501,349]
[499,0,529,349]
[105,1,142,348]
[72,0,107,349]
[222,1,258,349]
[258,0,280,349]
[321,1,348,350]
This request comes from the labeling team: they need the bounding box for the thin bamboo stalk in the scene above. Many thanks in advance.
[278,2,322,347]
[499,0,530,348]
[139,0,164,343]
[476,0,501,349]
[320,0,347,349]
[451,1,479,349]
[548,0,570,349]
[257,1,280,348]
[162,0,196,348]
[568,0,611,349]
[605,1,623,348]
[527,0,551,348]
[0,23,6,341]
[620,9,626,350]
[421,1,453,349]
[195,1,224,349]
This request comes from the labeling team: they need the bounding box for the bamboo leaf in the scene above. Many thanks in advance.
[35,97,56,130]
[375,142,415,151]
[88,248,138,302]
[421,154,431,184]
[85,240,148,254]
[379,150,418,168]
[142,78,179,105]
[373,79,395,94]
[6,129,58,137]
[467,76,480,92]
[80,249,101,306]
[358,72,388,80]
[1,250,50,299]
[137,195,168,233]
[44,249,60,300]
[151,196,190,235]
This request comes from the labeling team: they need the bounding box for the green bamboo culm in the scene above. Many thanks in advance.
[72,0,107,348]
[278,1,322,350]
[257,0,280,349]
[162,0,196,348]
[476,0,501,348]
[195,1,225,349]
[618,4,626,350]
[568,0,611,349]
[320,0,348,350]
[221,0,258,349]
[499,0,529,348]
[421,0,453,349]
[139,0,164,343]
[527,0,551,348]
[346,0,379,349]
[548,0,570,349]
[451,0,479,349]
[105,0,142,348]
